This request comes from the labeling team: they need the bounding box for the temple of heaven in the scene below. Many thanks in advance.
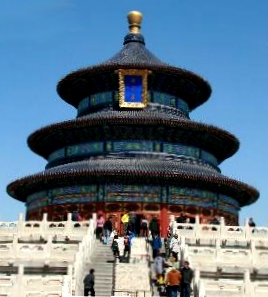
[7,11,259,234]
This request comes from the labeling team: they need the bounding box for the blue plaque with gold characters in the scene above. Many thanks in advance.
[124,75,142,103]
[117,69,151,108]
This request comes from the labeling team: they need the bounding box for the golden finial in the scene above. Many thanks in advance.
[127,11,143,34]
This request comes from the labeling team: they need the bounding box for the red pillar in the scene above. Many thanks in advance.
[96,202,105,216]
[160,204,169,237]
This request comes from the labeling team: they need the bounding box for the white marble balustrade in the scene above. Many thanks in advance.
[195,277,268,297]
[182,240,268,271]
[0,213,89,241]
[0,274,72,297]
[71,217,96,296]
[0,215,96,297]
[171,215,268,244]
[0,242,79,264]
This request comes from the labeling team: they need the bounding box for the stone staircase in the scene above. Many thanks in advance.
[88,240,114,297]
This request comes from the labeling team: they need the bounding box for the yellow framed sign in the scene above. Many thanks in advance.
[117,69,151,108]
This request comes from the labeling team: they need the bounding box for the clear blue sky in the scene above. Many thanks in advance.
[1,0,267,225]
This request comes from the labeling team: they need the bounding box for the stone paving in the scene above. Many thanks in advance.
[114,237,152,294]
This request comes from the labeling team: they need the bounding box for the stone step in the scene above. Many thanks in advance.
[90,264,114,269]
[95,289,113,295]
[95,269,113,273]
[94,275,113,279]
[91,260,114,264]
[92,272,113,277]
[95,283,113,287]
[95,280,113,284]
[95,270,113,274]
[95,286,113,290]
[95,277,113,281]
[92,256,114,259]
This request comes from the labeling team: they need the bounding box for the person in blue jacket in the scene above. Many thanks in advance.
[152,233,162,259]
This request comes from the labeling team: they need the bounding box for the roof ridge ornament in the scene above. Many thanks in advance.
[127,11,143,34]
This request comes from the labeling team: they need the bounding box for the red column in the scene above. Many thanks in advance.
[96,202,105,216]
[160,204,169,237]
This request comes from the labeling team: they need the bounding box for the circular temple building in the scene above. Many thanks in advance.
[7,11,259,235]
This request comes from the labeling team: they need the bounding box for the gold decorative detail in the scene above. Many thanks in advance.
[116,69,151,109]
[127,11,143,34]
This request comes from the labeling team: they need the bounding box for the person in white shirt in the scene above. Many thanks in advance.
[170,233,180,261]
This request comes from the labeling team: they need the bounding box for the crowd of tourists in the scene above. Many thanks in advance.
[83,211,257,296]
[95,212,143,262]
[95,212,160,241]
[150,213,194,297]
[152,234,194,297]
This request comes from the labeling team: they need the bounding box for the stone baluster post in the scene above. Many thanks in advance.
[62,275,71,297]
[243,269,251,297]
[194,268,200,296]
[67,264,73,276]
[195,215,200,240]
[17,264,24,296]
[92,213,97,229]
[17,213,24,237]
[67,265,73,296]
[251,240,256,266]
[169,214,175,236]
[46,235,52,261]
[12,235,18,259]
[180,236,185,263]
[220,216,225,238]
[245,217,251,242]
[42,213,48,237]
[198,280,206,297]
[215,238,221,263]
[66,213,73,236]
[216,216,223,247]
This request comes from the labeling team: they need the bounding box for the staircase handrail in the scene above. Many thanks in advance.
[72,218,96,295]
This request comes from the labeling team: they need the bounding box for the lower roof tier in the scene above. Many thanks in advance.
[7,157,259,206]
[27,110,239,163]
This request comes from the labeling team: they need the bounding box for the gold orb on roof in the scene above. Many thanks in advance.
[127,11,143,34]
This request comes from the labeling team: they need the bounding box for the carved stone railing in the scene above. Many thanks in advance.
[170,215,268,297]
[0,214,96,297]
[72,217,96,296]
[193,268,252,297]
[170,215,268,244]
[195,279,268,297]
[181,237,268,272]
[0,272,72,297]
[0,213,89,241]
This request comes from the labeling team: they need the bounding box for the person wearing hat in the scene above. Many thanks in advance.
[180,261,194,297]
[165,264,181,297]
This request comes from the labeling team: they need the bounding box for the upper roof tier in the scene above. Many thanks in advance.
[57,11,212,111]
